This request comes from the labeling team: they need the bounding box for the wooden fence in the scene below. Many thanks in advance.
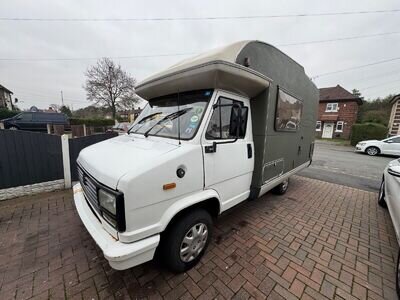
[0,130,63,189]
[69,132,118,181]
[0,129,118,191]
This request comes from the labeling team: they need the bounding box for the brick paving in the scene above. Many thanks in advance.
[0,176,398,299]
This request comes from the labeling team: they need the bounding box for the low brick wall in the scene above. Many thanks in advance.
[0,179,65,201]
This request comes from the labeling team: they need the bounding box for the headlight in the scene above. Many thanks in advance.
[99,189,116,215]
[358,142,366,146]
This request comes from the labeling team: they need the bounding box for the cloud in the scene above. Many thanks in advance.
[0,0,399,110]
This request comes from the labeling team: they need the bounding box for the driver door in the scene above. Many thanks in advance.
[201,91,254,211]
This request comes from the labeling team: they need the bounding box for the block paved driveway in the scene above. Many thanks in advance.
[0,176,398,300]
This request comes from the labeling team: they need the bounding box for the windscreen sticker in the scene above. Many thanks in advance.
[188,123,197,128]
[194,107,203,114]
[185,127,193,134]
[190,115,199,123]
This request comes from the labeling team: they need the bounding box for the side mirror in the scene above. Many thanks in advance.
[388,166,400,177]
[385,140,393,143]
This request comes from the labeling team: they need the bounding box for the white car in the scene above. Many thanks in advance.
[355,135,400,156]
[378,159,400,297]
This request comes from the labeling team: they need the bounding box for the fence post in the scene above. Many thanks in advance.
[61,134,72,188]
[0,122,4,129]
[83,124,87,136]
[47,124,52,134]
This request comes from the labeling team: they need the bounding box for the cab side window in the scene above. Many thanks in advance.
[206,97,248,140]
[390,137,400,143]
[19,113,33,121]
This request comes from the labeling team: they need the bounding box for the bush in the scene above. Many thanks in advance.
[0,108,19,120]
[350,123,388,146]
[360,110,389,126]
[69,118,115,127]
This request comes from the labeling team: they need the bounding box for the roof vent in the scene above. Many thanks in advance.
[243,57,251,67]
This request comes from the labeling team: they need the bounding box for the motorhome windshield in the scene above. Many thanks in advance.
[129,90,212,140]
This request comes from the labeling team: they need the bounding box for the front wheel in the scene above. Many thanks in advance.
[378,179,387,208]
[366,146,379,156]
[160,209,213,273]
[272,179,289,195]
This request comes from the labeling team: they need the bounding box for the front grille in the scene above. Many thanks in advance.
[78,166,101,215]
[77,164,126,232]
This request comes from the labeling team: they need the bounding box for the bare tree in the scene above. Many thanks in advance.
[84,58,138,120]
[49,104,61,112]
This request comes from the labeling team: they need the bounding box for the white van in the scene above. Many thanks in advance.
[73,41,319,272]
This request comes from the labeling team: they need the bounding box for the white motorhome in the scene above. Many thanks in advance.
[73,41,319,272]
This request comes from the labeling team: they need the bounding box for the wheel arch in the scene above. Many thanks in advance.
[7,124,20,130]
[160,191,221,234]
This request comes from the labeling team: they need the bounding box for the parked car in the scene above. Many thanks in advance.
[355,135,400,156]
[378,158,400,297]
[107,122,131,135]
[73,40,319,272]
[1,111,69,132]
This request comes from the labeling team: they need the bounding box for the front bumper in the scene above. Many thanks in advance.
[73,184,160,270]
[355,144,366,152]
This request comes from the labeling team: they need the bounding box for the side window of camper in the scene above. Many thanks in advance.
[275,89,303,132]
[206,97,248,140]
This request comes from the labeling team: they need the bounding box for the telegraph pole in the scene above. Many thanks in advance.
[61,90,64,106]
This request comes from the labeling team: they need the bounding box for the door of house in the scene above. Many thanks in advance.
[322,123,334,139]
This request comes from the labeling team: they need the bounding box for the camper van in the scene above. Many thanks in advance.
[73,40,319,272]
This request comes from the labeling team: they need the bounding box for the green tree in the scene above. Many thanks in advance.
[358,94,393,125]
[352,89,362,98]
[60,105,72,117]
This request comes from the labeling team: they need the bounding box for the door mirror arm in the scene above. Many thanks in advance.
[205,138,239,153]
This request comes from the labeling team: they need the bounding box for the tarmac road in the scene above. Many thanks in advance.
[298,140,398,192]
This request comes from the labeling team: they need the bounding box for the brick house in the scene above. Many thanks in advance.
[316,85,362,139]
[0,84,13,110]
[388,94,400,136]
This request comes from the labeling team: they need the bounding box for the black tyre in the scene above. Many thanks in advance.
[272,179,289,195]
[378,179,387,208]
[160,209,212,273]
[396,250,400,299]
[366,146,379,156]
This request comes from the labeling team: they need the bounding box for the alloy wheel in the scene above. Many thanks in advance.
[367,147,378,156]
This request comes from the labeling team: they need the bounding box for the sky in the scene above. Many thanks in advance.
[0,0,400,110]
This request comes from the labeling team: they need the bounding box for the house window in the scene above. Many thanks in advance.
[326,103,338,112]
[316,121,322,131]
[275,89,303,132]
[336,121,344,132]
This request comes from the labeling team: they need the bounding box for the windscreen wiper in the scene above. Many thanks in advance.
[128,112,162,134]
[143,108,192,137]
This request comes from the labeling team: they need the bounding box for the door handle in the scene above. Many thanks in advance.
[247,143,252,159]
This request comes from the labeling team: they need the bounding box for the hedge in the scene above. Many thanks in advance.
[69,118,115,126]
[0,108,19,120]
[350,123,388,146]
